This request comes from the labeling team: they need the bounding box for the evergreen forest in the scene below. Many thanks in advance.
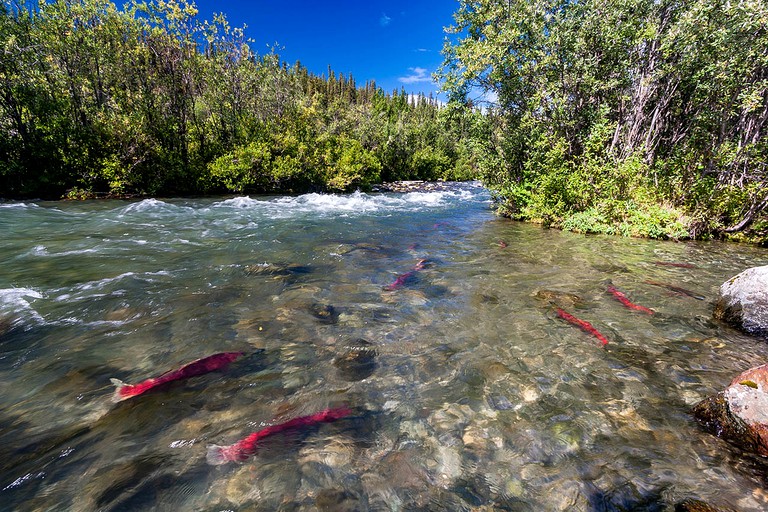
[1,0,767,243]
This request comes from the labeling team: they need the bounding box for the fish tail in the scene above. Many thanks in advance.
[633,304,655,314]
[206,444,231,465]
[110,378,128,402]
[593,331,609,346]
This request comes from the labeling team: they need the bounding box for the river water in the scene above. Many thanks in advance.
[2,182,768,511]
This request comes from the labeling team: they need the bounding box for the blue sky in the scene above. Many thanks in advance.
[186,1,459,98]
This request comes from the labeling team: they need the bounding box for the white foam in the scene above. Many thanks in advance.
[215,196,262,209]
[0,287,45,325]
[273,190,465,217]
[0,202,40,210]
[283,191,390,212]
[21,245,101,258]
[402,191,452,205]
[2,471,46,491]
[117,198,193,217]
[54,317,142,328]
[174,185,489,222]
[75,272,137,292]
[208,187,488,217]
[53,271,172,302]
[0,287,43,302]
[119,198,167,214]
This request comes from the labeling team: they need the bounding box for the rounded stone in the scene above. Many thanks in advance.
[714,265,768,338]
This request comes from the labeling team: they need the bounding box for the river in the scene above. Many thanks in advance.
[2,182,768,511]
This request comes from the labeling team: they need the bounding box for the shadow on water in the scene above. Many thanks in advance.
[96,457,212,512]
[581,482,670,512]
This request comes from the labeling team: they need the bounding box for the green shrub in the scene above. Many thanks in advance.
[561,200,689,239]
[409,147,451,181]
[208,141,273,193]
[323,137,381,191]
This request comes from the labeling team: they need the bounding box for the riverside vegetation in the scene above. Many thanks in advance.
[439,0,768,243]
[1,0,766,243]
[0,0,486,199]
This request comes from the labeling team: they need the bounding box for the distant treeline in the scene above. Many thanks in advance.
[440,0,767,243]
[0,0,487,199]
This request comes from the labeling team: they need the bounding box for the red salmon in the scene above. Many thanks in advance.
[111,351,244,402]
[384,270,417,291]
[383,259,430,291]
[207,406,353,465]
[556,308,609,346]
[607,286,654,314]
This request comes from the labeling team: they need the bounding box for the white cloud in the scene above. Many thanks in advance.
[398,67,433,84]
[379,13,391,27]
[415,48,430,53]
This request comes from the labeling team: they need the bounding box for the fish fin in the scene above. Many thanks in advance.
[206,444,230,466]
[110,378,127,402]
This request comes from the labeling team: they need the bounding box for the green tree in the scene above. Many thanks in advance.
[440,0,768,241]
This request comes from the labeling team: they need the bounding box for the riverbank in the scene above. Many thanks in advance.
[373,181,767,246]
[371,181,462,193]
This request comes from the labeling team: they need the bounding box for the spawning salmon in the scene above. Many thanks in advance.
[383,259,430,291]
[207,406,352,465]
[607,286,654,314]
[110,351,244,402]
[556,308,609,346]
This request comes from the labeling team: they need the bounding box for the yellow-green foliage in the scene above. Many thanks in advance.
[208,141,272,193]
[324,137,381,191]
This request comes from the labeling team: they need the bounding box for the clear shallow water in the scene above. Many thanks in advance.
[2,183,768,511]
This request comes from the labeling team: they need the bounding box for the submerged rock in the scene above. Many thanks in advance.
[693,363,768,456]
[714,265,768,338]
[486,394,514,411]
[533,289,582,308]
[244,262,312,278]
[315,488,361,512]
[310,303,340,324]
[334,339,377,381]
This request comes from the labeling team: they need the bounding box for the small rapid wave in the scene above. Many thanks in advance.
[117,198,194,217]
[48,271,173,309]
[0,202,41,210]
[21,245,102,258]
[0,287,45,328]
[274,191,400,213]
[209,184,488,219]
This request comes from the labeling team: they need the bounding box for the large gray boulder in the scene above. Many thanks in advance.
[713,265,768,337]
[693,364,768,456]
